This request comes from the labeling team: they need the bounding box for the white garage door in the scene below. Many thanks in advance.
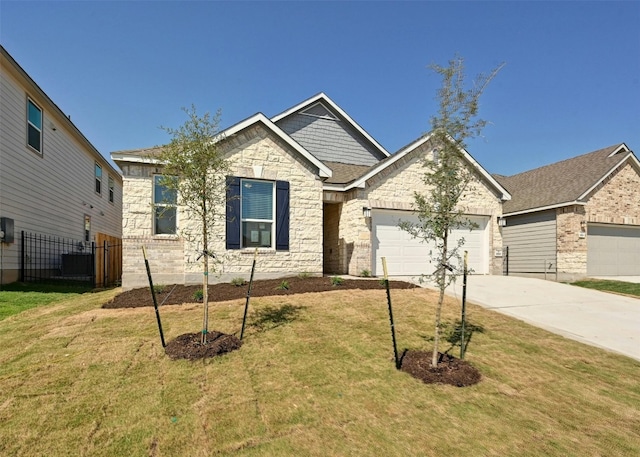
[372,210,489,277]
[587,224,640,276]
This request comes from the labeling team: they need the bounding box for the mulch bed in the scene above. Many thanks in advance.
[102,276,418,309]
[399,350,482,387]
[105,276,480,385]
[164,332,242,360]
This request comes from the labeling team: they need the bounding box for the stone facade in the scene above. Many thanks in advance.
[118,125,324,290]
[556,205,587,278]
[585,163,640,225]
[329,141,505,276]
[555,162,640,280]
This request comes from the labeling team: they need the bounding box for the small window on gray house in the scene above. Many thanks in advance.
[95,163,102,195]
[108,176,115,203]
[84,215,91,242]
[27,99,42,153]
[153,175,177,235]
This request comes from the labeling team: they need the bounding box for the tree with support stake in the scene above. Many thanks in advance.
[382,257,399,369]
[460,250,468,360]
[142,246,166,348]
[240,249,258,340]
[399,56,503,367]
[156,105,231,345]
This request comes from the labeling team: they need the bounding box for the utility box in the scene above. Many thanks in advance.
[0,217,14,244]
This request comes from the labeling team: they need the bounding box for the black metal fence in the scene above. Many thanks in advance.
[20,231,122,287]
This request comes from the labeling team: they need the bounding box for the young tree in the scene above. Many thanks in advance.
[400,56,503,366]
[157,105,230,344]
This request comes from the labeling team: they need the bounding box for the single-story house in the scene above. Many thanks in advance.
[496,143,640,281]
[112,93,510,289]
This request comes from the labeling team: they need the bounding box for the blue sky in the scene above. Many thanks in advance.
[2,1,638,176]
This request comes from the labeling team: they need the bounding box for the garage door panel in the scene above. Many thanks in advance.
[587,223,640,276]
[372,210,488,276]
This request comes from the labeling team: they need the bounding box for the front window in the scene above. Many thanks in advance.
[108,176,115,203]
[95,163,102,194]
[154,175,177,235]
[241,179,274,248]
[27,99,42,153]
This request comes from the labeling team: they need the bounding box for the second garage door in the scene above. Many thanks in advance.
[587,223,640,275]
[371,210,489,277]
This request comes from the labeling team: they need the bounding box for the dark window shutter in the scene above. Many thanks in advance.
[275,180,290,250]
[226,176,241,250]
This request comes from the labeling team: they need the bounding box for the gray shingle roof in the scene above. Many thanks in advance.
[496,144,631,214]
[322,161,373,185]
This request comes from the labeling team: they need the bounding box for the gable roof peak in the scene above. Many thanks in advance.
[271,93,391,158]
[608,143,630,157]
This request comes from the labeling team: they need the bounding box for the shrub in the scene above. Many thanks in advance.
[360,269,371,277]
[276,280,290,290]
[192,289,203,301]
[153,284,166,294]
[297,271,312,279]
[231,277,247,287]
[331,276,344,286]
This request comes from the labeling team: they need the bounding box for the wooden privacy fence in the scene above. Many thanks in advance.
[95,233,122,288]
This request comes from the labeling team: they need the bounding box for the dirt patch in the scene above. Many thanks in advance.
[164,332,242,360]
[400,350,481,387]
[103,276,418,309]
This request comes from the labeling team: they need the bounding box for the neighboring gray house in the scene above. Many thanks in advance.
[0,45,123,285]
[496,144,640,280]
[113,93,510,289]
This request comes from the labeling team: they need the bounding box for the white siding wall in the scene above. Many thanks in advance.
[0,62,122,281]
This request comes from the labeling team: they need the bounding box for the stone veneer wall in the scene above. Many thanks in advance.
[585,163,640,225]
[335,141,505,276]
[556,205,587,279]
[118,124,324,290]
[556,162,640,280]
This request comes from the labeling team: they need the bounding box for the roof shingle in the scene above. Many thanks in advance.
[496,144,631,214]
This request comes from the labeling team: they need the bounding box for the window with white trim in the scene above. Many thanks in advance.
[95,163,102,195]
[27,99,42,153]
[153,175,177,235]
[226,177,290,250]
[241,179,274,248]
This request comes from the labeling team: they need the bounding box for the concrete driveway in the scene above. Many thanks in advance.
[443,275,640,362]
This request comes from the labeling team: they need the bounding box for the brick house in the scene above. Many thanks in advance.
[496,144,640,280]
[112,93,510,289]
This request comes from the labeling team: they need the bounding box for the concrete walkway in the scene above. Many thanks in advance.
[440,275,640,362]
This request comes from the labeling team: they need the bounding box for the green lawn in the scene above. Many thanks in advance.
[572,279,640,297]
[0,286,638,456]
[0,282,92,321]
